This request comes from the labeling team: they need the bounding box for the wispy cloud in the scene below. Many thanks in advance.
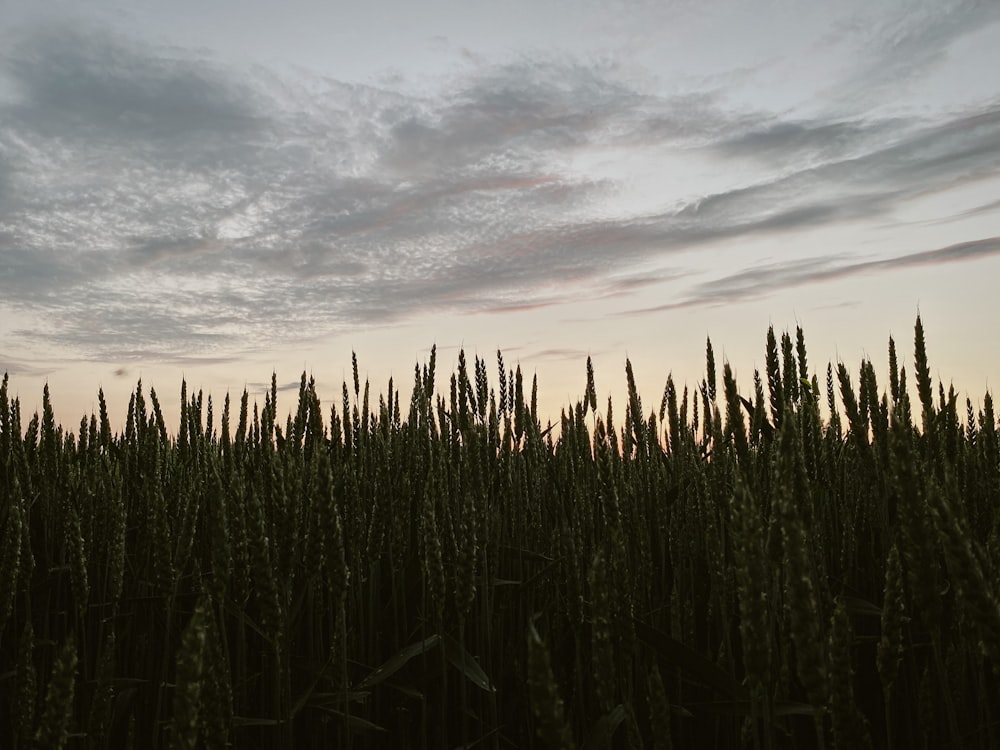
[824,0,1000,111]
[0,355,54,378]
[244,379,304,394]
[530,347,595,362]
[630,236,1000,313]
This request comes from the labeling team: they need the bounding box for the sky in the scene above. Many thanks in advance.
[2,0,1000,432]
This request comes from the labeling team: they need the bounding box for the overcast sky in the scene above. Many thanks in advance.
[2,0,1000,429]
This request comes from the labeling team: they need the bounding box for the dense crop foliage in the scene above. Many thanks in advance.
[1,316,999,749]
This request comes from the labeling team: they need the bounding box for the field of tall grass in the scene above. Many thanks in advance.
[1,316,998,749]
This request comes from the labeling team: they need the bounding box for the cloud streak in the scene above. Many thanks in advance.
[630,236,1000,313]
[824,0,1000,111]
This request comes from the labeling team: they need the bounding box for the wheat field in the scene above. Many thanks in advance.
[1,316,998,749]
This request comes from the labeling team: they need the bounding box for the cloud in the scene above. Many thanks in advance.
[883,235,1000,266]
[530,347,594,362]
[630,236,1000,312]
[0,152,9,200]
[244,380,304,394]
[712,117,905,168]
[660,104,1000,244]
[823,0,1000,110]
[0,355,53,378]
[3,25,265,143]
[2,18,1000,363]
[944,195,1000,223]
[377,61,641,176]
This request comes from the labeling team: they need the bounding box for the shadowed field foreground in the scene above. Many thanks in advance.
[1,316,999,749]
